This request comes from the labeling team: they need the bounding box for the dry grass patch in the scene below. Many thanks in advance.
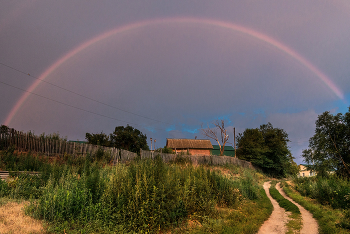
[0,201,44,234]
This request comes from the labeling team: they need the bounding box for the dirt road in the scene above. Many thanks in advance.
[258,181,290,234]
[276,182,318,234]
[258,181,318,234]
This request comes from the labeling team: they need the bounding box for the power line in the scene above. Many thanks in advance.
[0,80,166,131]
[0,62,171,125]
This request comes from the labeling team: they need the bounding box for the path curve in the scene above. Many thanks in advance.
[276,182,318,234]
[258,181,290,234]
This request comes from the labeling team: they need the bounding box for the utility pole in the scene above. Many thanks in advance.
[234,127,236,157]
[150,138,152,151]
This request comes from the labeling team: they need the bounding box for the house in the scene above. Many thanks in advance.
[298,164,317,177]
[166,138,213,155]
[211,145,235,156]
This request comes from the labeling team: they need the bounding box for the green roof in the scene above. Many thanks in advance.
[212,145,234,151]
[212,145,235,156]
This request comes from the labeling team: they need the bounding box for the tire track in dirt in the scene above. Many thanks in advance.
[258,181,290,234]
[276,182,318,234]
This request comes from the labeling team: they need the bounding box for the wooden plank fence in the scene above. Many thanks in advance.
[0,128,121,160]
[1,128,254,169]
[0,171,40,181]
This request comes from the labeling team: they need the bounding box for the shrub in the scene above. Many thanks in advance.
[294,176,350,209]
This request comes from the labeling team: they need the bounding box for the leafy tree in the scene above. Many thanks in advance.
[235,128,267,165]
[85,132,111,147]
[0,125,9,134]
[86,125,149,154]
[237,123,294,177]
[302,108,350,177]
[110,125,149,153]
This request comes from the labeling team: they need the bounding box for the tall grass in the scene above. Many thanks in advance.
[282,181,350,233]
[0,149,272,233]
[294,176,350,209]
[0,146,46,171]
[26,157,242,233]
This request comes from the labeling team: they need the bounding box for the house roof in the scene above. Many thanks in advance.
[212,145,235,151]
[166,139,213,149]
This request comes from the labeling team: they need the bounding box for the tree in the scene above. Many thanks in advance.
[86,125,149,154]
[110,125,149,153]
[235,128,268,165]
[236,122,294,177]
[0,125,9,134]
[201,119,229,156]
[302,108,350,177]
[85,132,111,147]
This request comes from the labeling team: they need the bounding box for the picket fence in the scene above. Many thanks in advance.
[0,128,138,164]
[0,128,254,169]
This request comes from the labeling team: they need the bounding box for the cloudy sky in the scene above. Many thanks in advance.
[1,1,350,164]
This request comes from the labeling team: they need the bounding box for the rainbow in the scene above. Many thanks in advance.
[4,17,344,125]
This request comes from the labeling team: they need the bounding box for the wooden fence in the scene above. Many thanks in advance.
[1,128,253,169]
[0,128,122,159]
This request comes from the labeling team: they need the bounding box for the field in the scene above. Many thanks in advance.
[1,146,350,233]
[0,147,273,233]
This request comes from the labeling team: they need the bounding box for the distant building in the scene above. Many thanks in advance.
[166,138,213,155]
[298,164,317,177]
[212,145,235,156]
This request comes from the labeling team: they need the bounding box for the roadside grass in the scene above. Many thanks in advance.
[172,166,273,233]
[269,181,301,234]
[293,176,350,210]
[282,181,350,234]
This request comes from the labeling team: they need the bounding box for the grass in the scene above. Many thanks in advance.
[172,168,273,233]
[293,176,350,209]
[0,149,274,233]
[282,181,350,234]
[0,198,44,234]
[269,181,300,214]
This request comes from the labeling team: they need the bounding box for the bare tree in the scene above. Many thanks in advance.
[201,119,229,156]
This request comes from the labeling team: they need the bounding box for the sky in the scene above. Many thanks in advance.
[1,1,350,164]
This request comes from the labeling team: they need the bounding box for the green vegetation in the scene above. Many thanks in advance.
[293,176,350,210]
[302,107,350,177]
[236,122,298,177]
[86,125,149,153]
[269,181,300,214]
[0,148,273,233]
[283,179,350,233]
